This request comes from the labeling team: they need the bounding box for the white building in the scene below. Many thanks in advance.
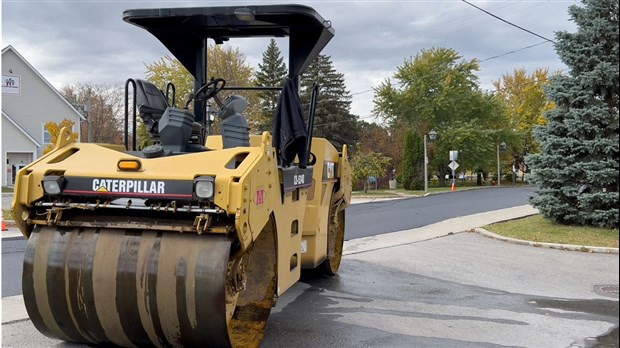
[1,45,84,186]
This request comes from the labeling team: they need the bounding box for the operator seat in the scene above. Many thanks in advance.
[220,95,250,149]
[135,79,202,154]
[135,79,168,138]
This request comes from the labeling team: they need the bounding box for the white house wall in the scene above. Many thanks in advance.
[1,116,37,186]
[2,48,82,159]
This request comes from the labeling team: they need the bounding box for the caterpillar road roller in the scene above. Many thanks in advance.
[12,4,351,347]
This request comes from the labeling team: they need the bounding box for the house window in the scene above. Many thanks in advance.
[43,124,52,144]
[43,122,75,144]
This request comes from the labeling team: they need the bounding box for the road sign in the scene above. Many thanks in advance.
[448,161,459,171]
[449,150,459,161]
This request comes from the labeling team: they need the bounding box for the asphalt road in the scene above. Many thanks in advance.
[1,238,25,298]
[346,186,535,239]
[4,228,618,347]
[1,187,535,298]
[3,186,618,347]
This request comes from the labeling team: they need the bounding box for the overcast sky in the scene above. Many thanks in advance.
[2,0,578,123]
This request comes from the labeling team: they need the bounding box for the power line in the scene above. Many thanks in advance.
[479,40,549,62]
[461,0,556,44]
[351,89,374,96]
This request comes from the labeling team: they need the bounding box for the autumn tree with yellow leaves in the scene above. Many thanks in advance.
[493,68,556,166]
[43,119,79,154]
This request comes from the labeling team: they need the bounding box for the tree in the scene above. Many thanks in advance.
[373,48,480,129]
[136,119,152,150]
[526,0,619,228]
[301,54,359,149]
[356,121,405,183]
[493,68,557,172]
[401,131,424,190]
[351,151,392,193]
[432,93,518,182]
[144,56,192,109]
[61,83,124,144]
[373,47,517,186]
[255,39,288,133]
[43,119,79,154]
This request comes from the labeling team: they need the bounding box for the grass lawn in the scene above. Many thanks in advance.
[484,214,619,248]
[3,209,14,221]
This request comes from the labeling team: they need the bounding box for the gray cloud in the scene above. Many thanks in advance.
[2,0,577,120]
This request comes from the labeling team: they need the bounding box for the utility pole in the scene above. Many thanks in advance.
[83,90,93,143]
[497,144,500,187]
[87,91,93,143]
[424,129,437,193]
[497,142,506,186]
[424,135,428,193]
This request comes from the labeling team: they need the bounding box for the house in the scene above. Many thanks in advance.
[1,45,84,186]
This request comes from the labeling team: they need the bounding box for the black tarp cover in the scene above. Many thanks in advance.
[273,78,308,168]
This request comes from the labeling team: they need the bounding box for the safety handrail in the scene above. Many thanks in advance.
[306,83,319,160]
[124,78,137,151]
[166,82,176,107]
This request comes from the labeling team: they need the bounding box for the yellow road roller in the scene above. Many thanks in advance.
[12,4,351,347]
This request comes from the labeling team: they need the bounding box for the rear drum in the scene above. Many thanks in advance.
[23,224,277,347]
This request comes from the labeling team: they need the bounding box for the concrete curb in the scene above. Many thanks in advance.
[2,228,23,239]
[3,219,17,228]
[343,204,540,256]
[474,227,620,254]
[2,295,29,324]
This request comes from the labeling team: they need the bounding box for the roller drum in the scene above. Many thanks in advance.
[22,226,269,347]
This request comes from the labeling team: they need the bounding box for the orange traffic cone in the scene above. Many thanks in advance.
[451,182,456,192]
[1,217,7,231]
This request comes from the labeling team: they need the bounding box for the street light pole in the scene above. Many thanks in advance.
[424,129,437,193]
[424,135,428,193]
[497,144,500,187]
[497,142,506,187]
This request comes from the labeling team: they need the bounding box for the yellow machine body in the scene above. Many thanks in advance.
[12,4,350,347]
[13,128,350,347]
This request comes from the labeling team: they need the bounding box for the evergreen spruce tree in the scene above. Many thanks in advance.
[255,39,287,133]
[526,0,619,228]
[300,54,359,149]
[401,131,424,190]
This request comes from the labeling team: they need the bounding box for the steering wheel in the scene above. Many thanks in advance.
[185,78,226,108]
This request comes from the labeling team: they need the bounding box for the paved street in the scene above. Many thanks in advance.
[2,188,618,347]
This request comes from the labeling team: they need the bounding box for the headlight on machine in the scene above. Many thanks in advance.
[194,176,215,199]
[42,175,64,195]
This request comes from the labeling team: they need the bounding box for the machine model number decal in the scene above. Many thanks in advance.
[280,167,313,193]
[92,178,165,194]
[293,174,305,185]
